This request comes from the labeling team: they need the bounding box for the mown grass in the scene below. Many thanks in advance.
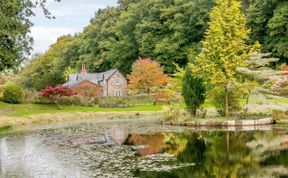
[0,102,163,117]
[203,98,288,107]
[270,98,288,104]
[1,97,287,118]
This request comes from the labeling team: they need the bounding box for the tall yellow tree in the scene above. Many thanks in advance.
[189,0,258,117]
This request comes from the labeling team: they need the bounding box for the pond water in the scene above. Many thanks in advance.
[0,116,288,178]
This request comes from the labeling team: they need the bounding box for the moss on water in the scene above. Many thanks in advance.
[0,111,164,129]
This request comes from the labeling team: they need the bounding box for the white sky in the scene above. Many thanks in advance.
[30,0,118,54]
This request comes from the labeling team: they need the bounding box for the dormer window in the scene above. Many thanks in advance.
[114,78,121,85]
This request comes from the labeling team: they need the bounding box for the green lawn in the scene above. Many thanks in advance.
[270,98,288,104]
[201,99,246,108]
[0,102,163,117]
[1,97,287,118]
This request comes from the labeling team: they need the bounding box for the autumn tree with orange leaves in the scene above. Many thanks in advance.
[128,58,170,94]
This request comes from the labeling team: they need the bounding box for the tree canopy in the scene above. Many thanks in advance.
[15,0,287,90]
[0,0,60,72]
[17,35,75,90]
[128,58,169,94]
[0,0,33,72]
[247,0,288,60]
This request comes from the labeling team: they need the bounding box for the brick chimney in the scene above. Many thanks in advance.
[81,64,87,73]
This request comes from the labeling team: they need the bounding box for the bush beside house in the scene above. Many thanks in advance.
[99,94,155,108]
[2,83,24,104]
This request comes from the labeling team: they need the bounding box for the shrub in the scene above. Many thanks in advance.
[211,89,241,117]
[272,78,288,90]
[2,83,24,104]
[0,85,4,100]
[39,85,77,109]
[182,68,206,116]
[154,89,170,105]
[272,109,288,121]
[36,95,95,106]
[40,85,76,97]
[273,88,288,96]
[163,105,191,122]
[68,95,97,106]
[99,97,130,108]
[23,89,39,104]
[131,94,154,105]
[99,94,155,108]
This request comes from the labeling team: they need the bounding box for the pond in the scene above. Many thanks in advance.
[0,116,288,178]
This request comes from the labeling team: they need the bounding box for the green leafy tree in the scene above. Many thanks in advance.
[133,0,214,73]
[0,0,60,72]
[0,0,33,72]
[247,0,287,61]
[17,35,75,90]
[266,2,288,59]
[182,67,206,116]
[77,0,214,74]
[78,7,122,72]
[190,0,256,117]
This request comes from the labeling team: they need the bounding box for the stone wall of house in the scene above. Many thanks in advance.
[107,71,127,97]
[99,80,108,97]
[71,81,103,99]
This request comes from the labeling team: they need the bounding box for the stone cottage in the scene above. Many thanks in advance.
[63,65,127,98]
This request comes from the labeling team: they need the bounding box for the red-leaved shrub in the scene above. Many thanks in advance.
[40,85,76,97]
[39,85,76,109]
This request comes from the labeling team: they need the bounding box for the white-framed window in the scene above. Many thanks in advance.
[115,90,121,96]
[114,78,121,85]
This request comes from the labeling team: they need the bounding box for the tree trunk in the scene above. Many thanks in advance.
[245,89,250,106]
[226,131,230,160]
[146,88,150,95]
[55,95,63,110]
[191,109,197,117]
[225,87,229,117]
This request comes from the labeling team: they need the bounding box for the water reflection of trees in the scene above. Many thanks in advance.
[125,133,165,156]
[204,132,258,178]
[129,130,288,178]
[135,131,259,178]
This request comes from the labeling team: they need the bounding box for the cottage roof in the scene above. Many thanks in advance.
[63,69,117,87]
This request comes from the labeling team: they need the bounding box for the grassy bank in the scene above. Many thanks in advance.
[0,102,163,117]
[1,96,288,118]
[0,97,287,130]
[0,101,165,129]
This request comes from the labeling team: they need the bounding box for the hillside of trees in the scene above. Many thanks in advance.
[16,0,288,90]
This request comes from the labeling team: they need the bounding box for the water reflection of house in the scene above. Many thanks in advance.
[111,126,128,145]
